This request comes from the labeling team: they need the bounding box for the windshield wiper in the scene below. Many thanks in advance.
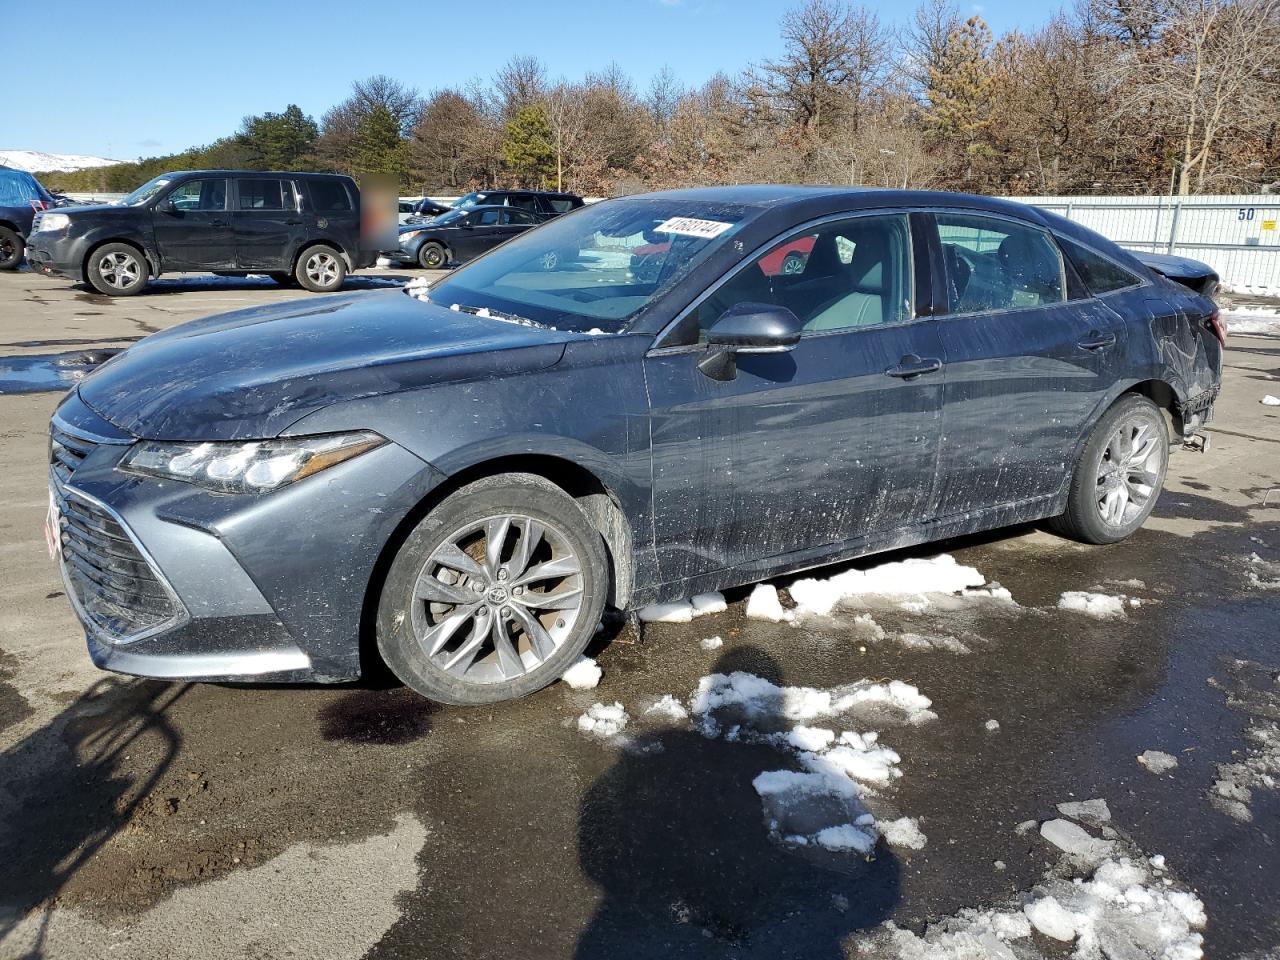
[450,303,549,329]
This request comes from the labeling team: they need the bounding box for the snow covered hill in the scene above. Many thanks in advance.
[0,150,120,173]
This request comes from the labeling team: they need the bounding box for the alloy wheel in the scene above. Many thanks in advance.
[1095,415,1164,527]
[305,251,340,287]
[98,251,140,290]
[410,514,584,684]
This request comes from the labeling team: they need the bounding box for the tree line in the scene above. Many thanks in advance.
[41,0,1280,199]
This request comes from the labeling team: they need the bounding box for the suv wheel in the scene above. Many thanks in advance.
[418,242,447,270]
[295,245,347,293]
[1051,394,1169,544]
[0,226,23,270]
[87,243,148,296]
[377,474,609,705]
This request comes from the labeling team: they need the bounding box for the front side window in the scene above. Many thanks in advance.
[937,213,1065,313]
[238,179,294,211]
[474,209,502,226]
[686,214,913,339]
[1058,236,1143,295]
[167,179,227,212]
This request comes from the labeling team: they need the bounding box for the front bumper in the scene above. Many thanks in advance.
[50,392,441,683]
[24,238,81,280]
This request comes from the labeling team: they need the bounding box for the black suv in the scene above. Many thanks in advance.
[407,189,582,224]
[26,170,374,296]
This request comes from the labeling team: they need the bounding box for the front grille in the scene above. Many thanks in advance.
[49,422,182,643]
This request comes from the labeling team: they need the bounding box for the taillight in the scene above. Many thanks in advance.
[1204,309,1227,348]
[28,198,50,212]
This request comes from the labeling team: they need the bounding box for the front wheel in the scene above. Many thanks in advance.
[377,474,609,705]
[295,245,347,292]
[1051,394,1169,544]
[0,226,23,270]
[417,242,447,270]
[87,243,148,296]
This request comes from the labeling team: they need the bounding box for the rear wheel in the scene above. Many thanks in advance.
[295,245,347,292]
[417,242,447,269]
[1051,394,1169,544]
[377,474,609,705]
[87,243,148,296]
[0,226,23,270]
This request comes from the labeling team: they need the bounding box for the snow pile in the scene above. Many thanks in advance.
[1223,306,1280,336]
[1210,721,1280,822]
[699,635,724,651]
[638,591,726,623]
[403,277,431,302]
[744,583,794,622]
[788,554,1013,618]
[896,632,971,654]
[577,702,629,738]
[1040,818,1117,864]
[1262,395,1280,406]
[691,671,934,854]
[855,816,1206,960]
[643,694,689,722]
[1247,553,1280,590]
[1057,591,1127,618]
[1138,749,1180,774]
[561,656,602,690]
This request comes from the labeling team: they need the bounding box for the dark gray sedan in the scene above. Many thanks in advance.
[48,186,1223,703]
[391,204,539,269]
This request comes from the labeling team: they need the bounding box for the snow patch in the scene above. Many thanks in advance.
[699,635,724,651]
[690,671,936,730]
[638,591,727,623]
[561,656,602,690]
[1262,394,1280,406]
[1056,798,1111,824]
[1223,306,1280,337]
[879,816,928,850]
[1024,895,1077,941]
[787,554,1002,617]
[1247,553,1280,590]
[1057,591,1127,618]
[577,702,628,738]
[1138,750,1180,774]
[1040,818,1116,865]
[643,694,688,722]
[744,583,794,622]
[984,719,1001,732]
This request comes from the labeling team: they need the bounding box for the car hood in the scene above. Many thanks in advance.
[77,290,573,441]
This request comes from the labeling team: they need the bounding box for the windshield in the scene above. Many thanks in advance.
[451,192,483,210]
[421,198,750,332]
[117,176,173,207]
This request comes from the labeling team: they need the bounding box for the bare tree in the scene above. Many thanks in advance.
[495,55,547,118]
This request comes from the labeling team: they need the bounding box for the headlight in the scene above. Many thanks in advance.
[119,431,386,494]
[36,213,70,232]
[400,231,424,242]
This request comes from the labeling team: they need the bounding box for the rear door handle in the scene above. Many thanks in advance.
[1078,331,1117,351]
[885,355,943,380]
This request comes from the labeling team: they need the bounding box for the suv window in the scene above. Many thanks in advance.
[547,197,579,214]
[167,179,227,212]
[508,194,540,213]
[306,179,352,212]
[1058,237,1143,295]
[690,214,913,337]
[937,213,1065,313]
[238,178,294,211]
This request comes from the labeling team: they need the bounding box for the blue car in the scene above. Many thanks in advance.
[48,186,1223,704]
[0,166,58,270]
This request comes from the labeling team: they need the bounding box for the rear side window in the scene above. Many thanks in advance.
[1058,237,1143,295]
[547,197,578,213]
[508,194,540,212]
[167,179,227,211]
[474,209,502,226]
[238,179,294,211]
[937,213,1065,313]
[306,179,352,212]
[503,209,537,225]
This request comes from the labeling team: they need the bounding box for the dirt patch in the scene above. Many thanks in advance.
[0,650,32,736]
[318,688,437,745]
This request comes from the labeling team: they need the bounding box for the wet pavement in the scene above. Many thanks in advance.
[0,268,1277,959]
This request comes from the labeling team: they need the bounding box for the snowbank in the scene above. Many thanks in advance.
[788,554,993,617]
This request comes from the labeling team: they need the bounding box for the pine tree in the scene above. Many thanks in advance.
[501,105,555,187]
[924,16,996,185]
[240,105,319,170]
[353,104,407,177]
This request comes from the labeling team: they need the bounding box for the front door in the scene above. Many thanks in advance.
[644,213,945,585]
[929,211,1127,518]
[454,209,504,261]
[232,178,301,271]
[152,178,235,270]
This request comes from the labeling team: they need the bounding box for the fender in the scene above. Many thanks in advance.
[79,225,162,278]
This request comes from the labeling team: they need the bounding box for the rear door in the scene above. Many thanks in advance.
[232,177,302,270]
[643,212,944,583]
[152,178,235,270]
[928,211,1126,517]
[500,208,538,241]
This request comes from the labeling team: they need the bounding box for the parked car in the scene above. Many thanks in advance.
[0,165,58,270]
[407,197,453,221]
[25,170,375,296]
[48,186,1223,705]
[391,205,539,268]
[446,189,583,222]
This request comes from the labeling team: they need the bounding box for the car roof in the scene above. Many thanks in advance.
[620,184,1038,219]
[163,170,352,180]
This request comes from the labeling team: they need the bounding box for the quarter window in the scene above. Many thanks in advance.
[937,213,1065,313]
[690,214,913,337]
[166,179,227,212]
[547,197,577,213]
[306,179,352,212]
[1058,237,1143,295]
[238,179,294,211]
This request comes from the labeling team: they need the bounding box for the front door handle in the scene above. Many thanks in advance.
[885,355,942,380]
[1078,331,1117,351]
[285,219,303,225]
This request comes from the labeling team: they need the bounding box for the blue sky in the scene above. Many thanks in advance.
[7,0,1043,160]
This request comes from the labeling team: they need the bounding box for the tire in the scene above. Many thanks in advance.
[782,251,806,275]
[0,226,23,270]
[267,272,296,286]
[417,242,447,270]
[376,473,610,705]
[1050,394,1169,544]
[86,243,148,296]
[295,245,347,292]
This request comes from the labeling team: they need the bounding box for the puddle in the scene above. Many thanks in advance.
[0,349,121,394]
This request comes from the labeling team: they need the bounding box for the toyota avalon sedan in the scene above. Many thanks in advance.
[47,186,1224,704]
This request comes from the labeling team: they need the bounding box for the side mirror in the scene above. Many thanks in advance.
[154,199,176,214]
[699,302,802,381]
